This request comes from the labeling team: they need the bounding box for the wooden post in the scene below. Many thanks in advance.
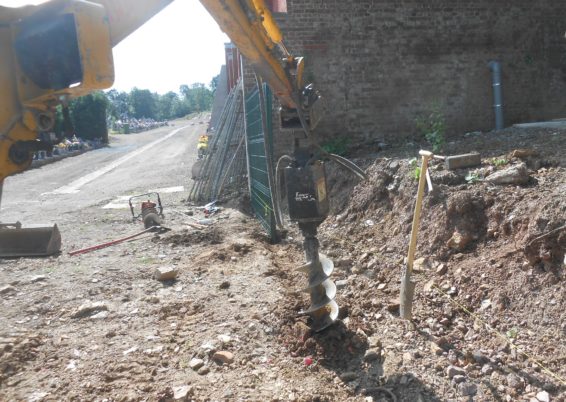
[400,150,433,320]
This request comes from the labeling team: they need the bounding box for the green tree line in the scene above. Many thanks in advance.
[54,79,217,141]
[107,82,215,121]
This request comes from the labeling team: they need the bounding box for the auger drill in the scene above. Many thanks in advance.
[285,159,338,332]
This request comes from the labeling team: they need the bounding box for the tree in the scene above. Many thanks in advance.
[129,88,156,119]
[157,91,180,120]
[106,89,130,120]
[69,91,109,142]
[210,74,220,94]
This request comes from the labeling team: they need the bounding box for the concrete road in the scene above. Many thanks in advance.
[0,114,209,223]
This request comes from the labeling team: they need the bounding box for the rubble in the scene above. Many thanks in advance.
[486,162,529,185]
[153,266,178,281]
[71,301,108,319]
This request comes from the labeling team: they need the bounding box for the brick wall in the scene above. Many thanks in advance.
[270,0,566,145]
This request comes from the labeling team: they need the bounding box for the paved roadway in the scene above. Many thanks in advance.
[0,115,209,224]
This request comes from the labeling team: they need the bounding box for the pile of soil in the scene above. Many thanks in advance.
[274,126,566,401]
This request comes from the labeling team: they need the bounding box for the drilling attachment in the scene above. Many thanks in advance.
[298,227,338,331]
[285,161,338,331]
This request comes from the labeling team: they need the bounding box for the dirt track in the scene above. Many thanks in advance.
[1,121,565,401]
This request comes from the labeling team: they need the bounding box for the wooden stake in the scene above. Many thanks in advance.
[400,150,433,320]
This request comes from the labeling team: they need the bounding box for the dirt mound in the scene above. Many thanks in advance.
[160,227,223,246]
[273,136,566,400]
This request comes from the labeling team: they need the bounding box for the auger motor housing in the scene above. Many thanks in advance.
[284,161,329,223]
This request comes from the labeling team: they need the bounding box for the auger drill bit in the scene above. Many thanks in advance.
[285,161,338,332]
[298,223,339,331]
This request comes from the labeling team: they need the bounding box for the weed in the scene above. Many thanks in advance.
[506,327,518,339]
[492,157,509,167]
[465,171,481,184]
[321,137,350,156]
[409,158,421,180]
[416,105,446,153]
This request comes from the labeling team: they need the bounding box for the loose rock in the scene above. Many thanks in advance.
[446,365,466,379]
[363,349,380,362]
[189,358,204,370]
[71,301,108,319]
[486,162,529,185]
[154,266,178,281]
[212,351,234,365]
[0,285,16,295]
[172,385,193,401]
[458,382,477,396]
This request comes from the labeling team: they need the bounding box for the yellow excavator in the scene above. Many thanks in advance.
[0,0,364,331]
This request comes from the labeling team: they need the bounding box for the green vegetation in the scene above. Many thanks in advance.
[506,327,518,339]
[492,157,509,167]
[416,104,446,153]
[409,158,421,180]
[51,76,219,141]
[53,91,109,141]
[465,171,481,183]
[321,137,350,156]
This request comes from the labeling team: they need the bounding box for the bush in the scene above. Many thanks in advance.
[416,105,446,153]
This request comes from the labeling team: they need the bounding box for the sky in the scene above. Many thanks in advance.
[1,0,229,94]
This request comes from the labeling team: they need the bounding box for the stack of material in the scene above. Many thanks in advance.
[188,80,247,202]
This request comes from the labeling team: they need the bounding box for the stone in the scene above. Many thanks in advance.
[335,280,348,289]
[413,257,429,272]
[0,285,16,295]
[472,350,489,365]
[486,163,529,185]
[458,382,477,396]
[197,366,209,375]
[212,351,234,365]
[446,365,466,379]
[189,358,204,370]
[153,266,178,281]
[30,275,47,283]
[445,153,482,170]
[430,342,444,356]
[423,280,436,293]
[386,301,400,313]
[71,301,108,319]
[172,385,193,401]
[447,231,473,250]
[217,334,232,345]
[510,149,538,159]
[363,349,380,362]
[452,375,466,384]
[340,372,358,382]
[536,391,550,402]
[219,281,230,289]
[481,364,493,375]
[436,263,447,275]
[506,373,523,390]
[368,336,381,349]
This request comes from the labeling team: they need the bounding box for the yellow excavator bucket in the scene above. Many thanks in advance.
[0,223,61,258]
